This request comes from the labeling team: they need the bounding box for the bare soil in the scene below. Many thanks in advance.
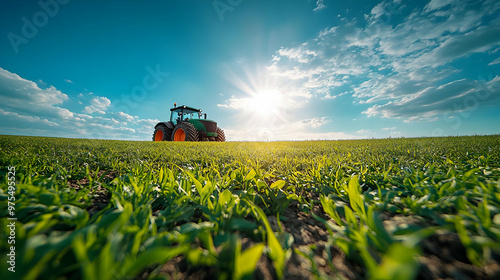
[418,232,500,280]
[67,170,116,216]
[149,202,500,280]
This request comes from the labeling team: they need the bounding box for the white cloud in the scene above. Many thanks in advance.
[75,113,93,120]
[0,67,71,121]
[424,0,454,12]
[356,129,371,134]
[370,1,391,19]
[319,26,337,37]
[313,0,326,12]
[277,46,317,64]
[114,111,136,122]
[295,117,330,128]
[217,95,251,109]
[64,79,74,83]
[412,22,500,69]
[490,57,500,65]
[267,0,500,122]
[0,67,163,140]
[83,97,111,115]
[363,76,500,121]
[0,108,59,126]
[92,116,126,126]
[137,118,160,126]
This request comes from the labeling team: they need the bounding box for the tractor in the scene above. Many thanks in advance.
[152,104,226,142]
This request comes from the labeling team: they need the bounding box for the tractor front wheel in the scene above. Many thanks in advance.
[172,122,199,141]
[216,127,226,142]
[153,125,172,141]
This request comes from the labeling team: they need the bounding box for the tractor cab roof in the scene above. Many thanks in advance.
[170,105,202,113]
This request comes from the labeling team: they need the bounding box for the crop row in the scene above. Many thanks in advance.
[0,135,499,279]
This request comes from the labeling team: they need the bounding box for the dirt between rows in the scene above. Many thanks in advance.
[67,170,115,216]
[149,203,500,280]
[68,174,500,279]
[145,204,349,280]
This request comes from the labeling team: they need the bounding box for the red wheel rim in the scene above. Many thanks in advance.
[154,130,163,141]
[174,129,185,141]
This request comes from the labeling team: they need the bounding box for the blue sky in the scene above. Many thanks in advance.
[0,0,499,141]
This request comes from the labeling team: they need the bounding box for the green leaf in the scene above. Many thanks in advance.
[370,243,420,280]
[348,175,366,220]
[71,236,96,280]
[270,180,285,189]
[124,245,189,277]
[464,168,479,178]
[247,201,287,279]
[455,217,482,266]
[186,171,203,195]
[256,180,268,190]
[219,189,234,207]
[236,243,264,279]
[320,195,342,225]
[493,214,500,225]
[244,169,256,181]
[158,167,164,183]
[39,193,60,206]
[229,218,257,231]
[186,247,217,266]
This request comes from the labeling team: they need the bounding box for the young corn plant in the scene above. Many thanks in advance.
[247,200,292,279]
[317,176,420,279]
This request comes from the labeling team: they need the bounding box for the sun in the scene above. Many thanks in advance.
[248,90,283,116]
[222,64,291,137]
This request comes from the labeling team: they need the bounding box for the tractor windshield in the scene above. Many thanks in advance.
[170,109,202,125]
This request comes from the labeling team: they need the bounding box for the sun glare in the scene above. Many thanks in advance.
[223,64,292,139]
[249,90,283,116]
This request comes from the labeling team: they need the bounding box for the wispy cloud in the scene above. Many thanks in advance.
[313,0,326,12]
[0,108,59,127]
[424,0,454,12]
[295,117,330,128]
[268,0,500,122]
[363,77,500,121]
[217,95,251,109]
[490,57,500,65]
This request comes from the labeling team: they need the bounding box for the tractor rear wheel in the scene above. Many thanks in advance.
[172,122,199,141]
[216,127,226,142]
[153,125,172,141]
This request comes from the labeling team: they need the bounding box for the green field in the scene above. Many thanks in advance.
[1,135,500,279]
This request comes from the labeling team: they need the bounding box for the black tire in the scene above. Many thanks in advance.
[153,124,173,141]
[216,127,226,142]
[172,122,199,141]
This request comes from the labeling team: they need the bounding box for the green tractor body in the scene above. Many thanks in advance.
[153,105,226,142]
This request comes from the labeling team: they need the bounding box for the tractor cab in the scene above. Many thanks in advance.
[170,105,207,125]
